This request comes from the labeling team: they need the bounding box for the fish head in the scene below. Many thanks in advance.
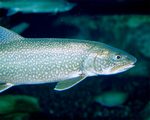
[93,44,137,75]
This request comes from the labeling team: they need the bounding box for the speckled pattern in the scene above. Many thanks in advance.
[0,38,94,84]
[0,26,136,86]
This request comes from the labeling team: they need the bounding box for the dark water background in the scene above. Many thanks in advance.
[0,0,150,120]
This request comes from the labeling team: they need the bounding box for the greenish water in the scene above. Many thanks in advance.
[0,0,150,120]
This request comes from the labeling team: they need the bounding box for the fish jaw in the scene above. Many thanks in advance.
[110,63,135,74]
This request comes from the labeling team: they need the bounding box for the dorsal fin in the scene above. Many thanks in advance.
[0,26,24,44]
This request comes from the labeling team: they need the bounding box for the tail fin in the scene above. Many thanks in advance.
[0,26,24,44]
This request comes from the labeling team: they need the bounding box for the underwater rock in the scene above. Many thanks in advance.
[0,95,41,114]
[125,18,150,58]
[94,91,128,107]
[126,16,150,28]
[137,35,150,58]
[140,101,150,120]
[54,15,98,40]
[56,15,150,49]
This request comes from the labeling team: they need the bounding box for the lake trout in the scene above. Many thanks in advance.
[0,0,75,15]
[0,26,137,92]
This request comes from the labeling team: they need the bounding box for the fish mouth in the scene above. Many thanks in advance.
[132,57,137,64]
[119,62,136,72]
[110,56,137,74]
[125,57,137,70]
[117,56,137,72]
[110,62,136,74]
[122,63,135,70]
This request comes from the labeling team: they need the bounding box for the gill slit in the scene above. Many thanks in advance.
[79,45,96,76]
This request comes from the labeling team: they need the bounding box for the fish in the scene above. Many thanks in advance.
[11,22,29,34]
[0,26,137,92]
[0,0,75,16]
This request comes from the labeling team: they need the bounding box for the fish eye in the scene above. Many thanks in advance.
[114,54,122,60]
[116,55,121,59]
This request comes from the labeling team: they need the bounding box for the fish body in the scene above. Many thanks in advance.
[0,38,93,84]
[0,26,137,92]
[0,0,75,15]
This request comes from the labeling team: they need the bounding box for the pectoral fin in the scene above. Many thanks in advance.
[0,83,13,93]
[54,75,86,91]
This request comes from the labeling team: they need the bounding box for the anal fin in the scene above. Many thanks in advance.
[54,75,86,91]
[0,83,13,93]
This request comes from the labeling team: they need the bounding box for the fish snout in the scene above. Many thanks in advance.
[128,55,137,66]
